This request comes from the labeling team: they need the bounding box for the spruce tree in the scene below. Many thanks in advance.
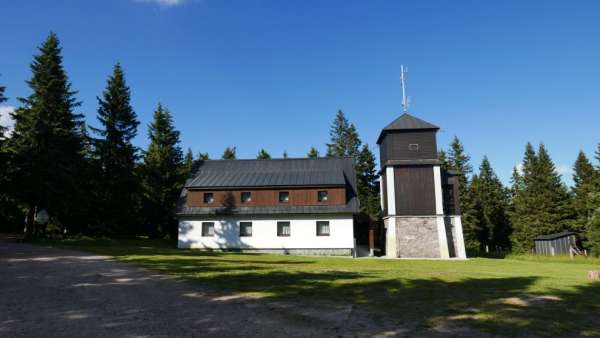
[572,151,598,235]
[326,110,361,159]
[283,150,288,158]
[447,136,476,250]
[447,136,472,198]
[438,150,449,170]
[184,148,194,175]
[140,103,184,238]
[257,149,271,159]
[8,33,85,239]
[222,146,236,159]
[510,143,574,252]
[307,147,319,158]
[91,63,140,235]
[197,152,209,160]
[355,144,380,223]
[473,157,511,251]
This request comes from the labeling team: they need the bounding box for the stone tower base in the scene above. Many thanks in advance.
[385,216,466,259]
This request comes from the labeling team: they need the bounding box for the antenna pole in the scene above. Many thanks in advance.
[400,65,409,113]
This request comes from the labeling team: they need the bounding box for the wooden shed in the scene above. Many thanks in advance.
[534,232,577,256]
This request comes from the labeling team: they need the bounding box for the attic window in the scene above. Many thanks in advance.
[241,192,252,203]
[279,191,290,203]
[408,143,419,151]
[203,193,214,204]
[318,191,328,202]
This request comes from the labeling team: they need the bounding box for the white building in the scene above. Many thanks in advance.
[177,157,359,256]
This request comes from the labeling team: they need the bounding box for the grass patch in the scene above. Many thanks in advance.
[36,238,600,337]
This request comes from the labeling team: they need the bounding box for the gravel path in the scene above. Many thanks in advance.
[0,240,491,338]
[0,240,406,338]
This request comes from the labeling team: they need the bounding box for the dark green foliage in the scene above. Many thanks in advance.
[257,149,271,159]
[471,157,511,251]
[140,103,184,238]
[438,150,449,170]
[222,146,236,159]
[356,144,380,223]
[307,147,319,158]
[571,151,598,237]
[8,33,85,239]
[510,143,574,253]
[447,136,472,198]
[326,110,361,158]
[91,63,140,235]
[183,148,194,176]
[197,152,209,160]
[447,137,476,249]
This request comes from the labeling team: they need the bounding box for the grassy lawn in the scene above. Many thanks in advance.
[38,238,600,337]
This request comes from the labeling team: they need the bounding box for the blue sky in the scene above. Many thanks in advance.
[2,0,600,186]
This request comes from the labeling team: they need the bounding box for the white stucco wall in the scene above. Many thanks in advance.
[178,214,354,250]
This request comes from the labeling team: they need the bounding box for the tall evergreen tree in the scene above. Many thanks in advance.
[183,148,194,176]
[447,136,476,250]
[8,33,85,239]
[307,147,319,158]
[355,144,380,223]
[140,103,184,238]
[257,149,271,159]
[283,150,288,158]
[326,110,361,159]
[510,143,574,252]
[472,157,511,251]
[438,150,449,170]
[197,152,209,160]
[222,146,236,159]
[572,151,598,235]
[91,63,140,235]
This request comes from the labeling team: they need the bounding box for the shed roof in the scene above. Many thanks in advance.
[534,231,577,241]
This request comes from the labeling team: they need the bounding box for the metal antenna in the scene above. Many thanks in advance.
[400,65,409,113]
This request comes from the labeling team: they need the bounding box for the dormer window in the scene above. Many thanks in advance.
[408,143,419,151]
[241,192,252,203]
[318,191,328,202]
[279,191,290,203]
[203,193,214,204]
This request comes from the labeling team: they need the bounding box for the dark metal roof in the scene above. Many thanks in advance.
[377,113,439,144]
[534,231,577,241]
[178,157,359,216]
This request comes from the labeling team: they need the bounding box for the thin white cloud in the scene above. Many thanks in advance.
[0,105,15,137]
[135,0,186,7]
[555,164,573,178]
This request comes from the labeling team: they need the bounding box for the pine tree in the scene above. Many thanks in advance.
[222,146,236,159]
[307,147,319,158]
[8,33,85,239]
[140,103,184,238]
[447,136,476,250]
[184,148,194,175]
[257,149,271,159]
[572,151,598,236]
[91,63,140,235]
[473,157,511,251]
[461,175,485,252]
[438,150,449,170]
[197,152,209,160]
[510,143,574,252]
[326,110,361,159]
[355,144,380,223]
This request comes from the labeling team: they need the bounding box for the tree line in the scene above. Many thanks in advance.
[0,33,380,239]
[440,137,600,255]
[2,33,599,256]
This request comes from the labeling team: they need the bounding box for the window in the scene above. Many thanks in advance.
[201,222,215,237]
[203,193,214,204]
[318,191,328,202]
[240,222,252,237]
[316,221,330,236]
[241,192,252,203]
[279,191,290,203]
[277,221,291,237]
[408,143,419,151]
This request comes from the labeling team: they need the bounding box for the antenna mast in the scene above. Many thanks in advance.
[400,65,409,113]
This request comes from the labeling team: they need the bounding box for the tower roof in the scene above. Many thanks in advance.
[377,113,439,144]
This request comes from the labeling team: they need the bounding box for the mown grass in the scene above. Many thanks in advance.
[36,238,600,337]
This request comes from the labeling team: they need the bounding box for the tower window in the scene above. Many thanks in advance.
[408,144,419,151]
[203,193,214,204]
[279,191,290,203]
[318,191,328,202]
[241,192,252,203]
